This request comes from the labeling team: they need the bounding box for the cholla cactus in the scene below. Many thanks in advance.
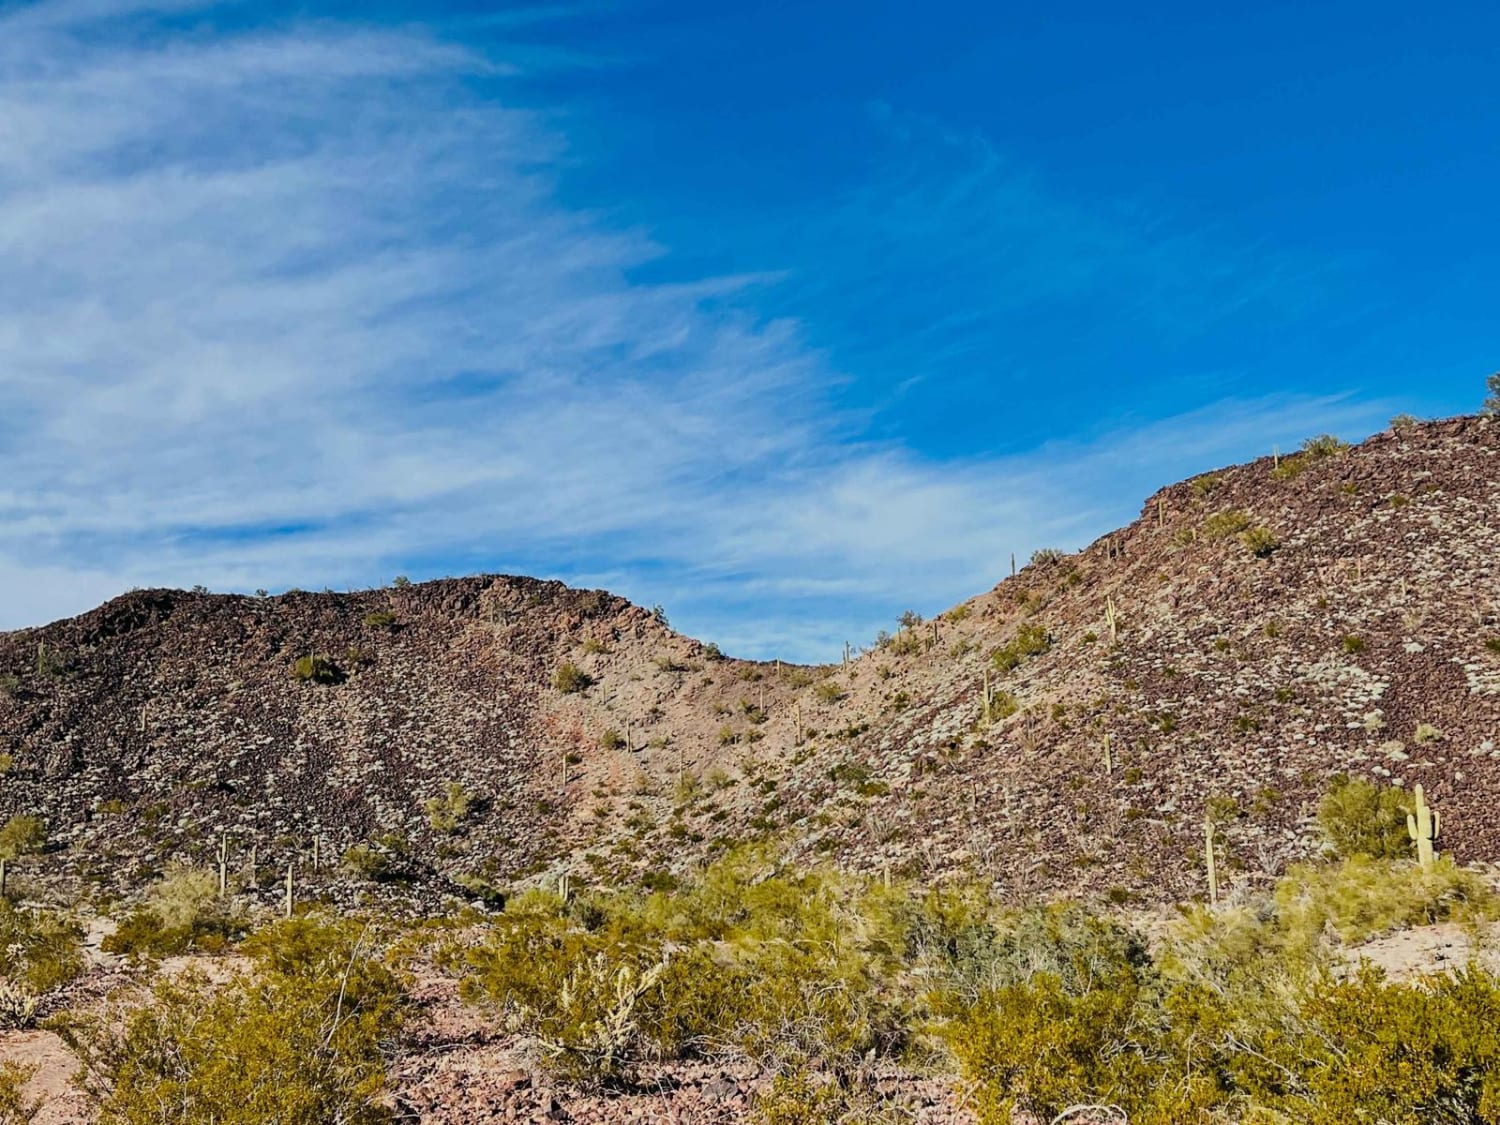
[0,979,39,1030]
[1407,784,1440,870]
[525,954,669,1079]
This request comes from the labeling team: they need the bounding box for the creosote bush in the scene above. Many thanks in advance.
[0,1062,39,1125]
[989,623,1049,673]
[1202,508,1253,539]
[813,679,845,704]
[0,901,84,995]
[291,654,343,684]
[1239,525,1280,557]
[102,862,245,959]
[424,781,473,834]
[554,662,592,694]
[66,916,406,1125]
[454,848,909,1087]
[0,816,46,861]
[1316,774,1412,860]
[442,773,1500,1123]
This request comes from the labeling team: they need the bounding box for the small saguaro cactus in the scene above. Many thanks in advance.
[1407,783,1440,870]
[1204,817,1219,905]
[1104,596,1121,645]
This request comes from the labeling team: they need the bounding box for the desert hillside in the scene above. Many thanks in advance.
[3,415,1499,906]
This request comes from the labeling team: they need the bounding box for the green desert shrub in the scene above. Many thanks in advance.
[1202,508,1253,539]
[1316,774,1413,860]
[341,844,398,884]
[360,609,397,630]
[423,782,473,834]
[290,654,342,684]
[554,662,592,694]
[946,955,1500,1125]
[102,863,245,959]
[1239,525,1280,557]
[1270,967,1500,1124]
[941,969,1219,1125]
[989,623,1050,673]
[0,1062,38,1125]
[1274,854,1493,947]
[813,679,845,704]
[1301,433,1349,458]
[67,916,405,1125]
[0,901,84,994]
[457,851,908,1084]
[1271,434,1349,482]
[0,816,45,860]
[443,836,1500,1122]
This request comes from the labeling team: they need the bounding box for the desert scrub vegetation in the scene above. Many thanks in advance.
[452,847,910,1091]
[436,774,1500,1123]
[554,661,593,694]
[1316,773,1415,859]
[102,862,246,959]
[0,815,46,861]
[290,654,343,684]
[0,1062,38,1125]
[423,781,474,834]
[1239,524,1279,557]
[1272,432,1349,481]
[0,900,84,997]
[813,679,845,704]
[1201,508,1253,539]
[989,622,1049,673]
[65,915,407,1125]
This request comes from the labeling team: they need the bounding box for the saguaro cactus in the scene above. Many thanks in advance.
[1407,784,1440,870]
[1204,817,1219,905]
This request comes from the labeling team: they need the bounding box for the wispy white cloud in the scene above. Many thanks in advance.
[0,2,1389,659]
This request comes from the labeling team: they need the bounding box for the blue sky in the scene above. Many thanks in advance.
[0,0,1495,659]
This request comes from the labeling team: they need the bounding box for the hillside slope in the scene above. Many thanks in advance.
[2,415,1498,906]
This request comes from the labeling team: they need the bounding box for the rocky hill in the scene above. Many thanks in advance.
[3,415,1499,907]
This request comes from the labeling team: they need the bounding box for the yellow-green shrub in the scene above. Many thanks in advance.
[1275,854,1494,948]
[0,816,45,860]
[0,1062,38,1125]
[1272,967,1500,1123]
[1316,774,1413,860]
[0,901,84,993]
[67,916,405,1125]
[102,863,245,959]
[458,851,910,1082]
